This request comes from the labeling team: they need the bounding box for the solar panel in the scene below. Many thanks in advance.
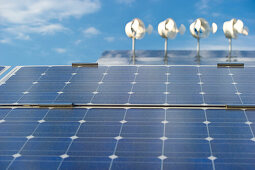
[0,67,5,73]
[0,65,255,105]
[0,50,255,170]
[0,108,254,170]
[0,66,9,76]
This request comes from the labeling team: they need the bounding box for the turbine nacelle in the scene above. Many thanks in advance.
[158,18,186,39]
[223,19,248,39]
[125,18,152,39]
[190,18,217,39]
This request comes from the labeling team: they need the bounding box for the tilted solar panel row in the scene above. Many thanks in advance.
[0,66,255,105]
[0,108,255,170]
[0,66,10,76]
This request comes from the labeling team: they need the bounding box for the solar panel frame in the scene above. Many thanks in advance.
[0,66,11,79]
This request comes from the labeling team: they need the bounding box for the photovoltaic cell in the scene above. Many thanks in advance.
[0,63,255,170]
[0,65,254,105]
[0,67,6,74]
[0,108,254,170]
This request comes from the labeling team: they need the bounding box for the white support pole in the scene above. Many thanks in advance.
[197,38,200,57]
[164,38,168,64]
[132,37,135,65]
[228,38,232,58]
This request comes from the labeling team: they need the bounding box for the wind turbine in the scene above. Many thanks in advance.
[190,18,217,56]
[158,18,186,63]
[223,19,248,57]
[125,18,153,64]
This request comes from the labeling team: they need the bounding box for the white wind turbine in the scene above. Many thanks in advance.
[158,18,186,63]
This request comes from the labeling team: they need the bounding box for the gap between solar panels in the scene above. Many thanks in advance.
[0,103,255,110]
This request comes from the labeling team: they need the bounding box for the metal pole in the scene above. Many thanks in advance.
[164,38,168,64]
[228,38,232,58]
[197,38,200,57]
[132,37,135,65]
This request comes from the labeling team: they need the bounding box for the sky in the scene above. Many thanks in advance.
[0,0,254,65]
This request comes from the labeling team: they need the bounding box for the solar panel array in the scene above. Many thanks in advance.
[0,66,254,105]
[0,66,7,75]
[0,108,255,170]
[0,65,255,170]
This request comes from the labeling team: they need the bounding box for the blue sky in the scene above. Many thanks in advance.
[0,0,254,65]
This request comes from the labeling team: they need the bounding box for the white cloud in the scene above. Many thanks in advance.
[0,0,101,39]
[54,48,67,53]
[4,24,67,40]
[212,12,221,17]
[16,33,31,40]
[83,27,100,37]
[0,38,11,44]
[188,19,194,24]
[0,0,101,24]
[116,0,135,4]
[195,0,222,14]
[104,36,115,42]
[74,40,82,45]
[195,0,209,10]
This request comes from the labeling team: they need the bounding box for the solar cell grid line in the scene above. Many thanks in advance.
[167,66,203,104]
[164,66,170,104]
[0,109,254,169]
[108,109,128,170]
[203,109,216,170]
[200,67,241,105]
[230,67,255,105]
[159,108,167,170]
[126,66,139,104]
[14,67,51,104]
[159,67,169,169]
[197,66,206,105]
[243,110,255,140]
[0,108,16,125]
[130,66,166,104]
[108,67,139,169]
[0,67,45,103]
[6,109,52,169]
[228,67,255,141]
[52,67,80,102]
[197,67,216,169]
[88,66,110,104]
[56,109,90,170]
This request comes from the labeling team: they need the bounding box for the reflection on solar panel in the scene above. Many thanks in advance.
[98,50,255,65]
[0,66,9,76]
[0,108,255,170]
[0,67,4,73]
[1,66,255,105]
[1,51,255,170]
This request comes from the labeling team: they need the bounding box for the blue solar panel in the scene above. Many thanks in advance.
[0,108,255,170]
[0,67,5,73]
[1,65,255,105]
[2,50,255,170]
[0,66,9,77]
